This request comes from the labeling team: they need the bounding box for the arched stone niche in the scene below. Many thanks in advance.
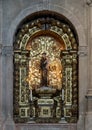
[13,10,78,124]
[3,2,87,130]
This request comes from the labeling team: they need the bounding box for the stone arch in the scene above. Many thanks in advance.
[13,10,79,123]
[5,1,87,128]
[7,3,85,47]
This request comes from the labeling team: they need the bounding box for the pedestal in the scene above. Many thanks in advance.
[15,123,77,130]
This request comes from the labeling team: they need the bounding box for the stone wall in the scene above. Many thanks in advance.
[0,0,91,130]
[2,0,86,46]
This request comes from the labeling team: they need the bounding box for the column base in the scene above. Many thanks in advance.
[59,117,67,123]
[77,113,85,130]
[85,112,92,130]
[3,114,15,130]
[85,90,92,130]
[27,118,35,123]
[0,116,4,130]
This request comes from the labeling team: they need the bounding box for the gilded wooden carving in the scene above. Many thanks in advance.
[13,12,78,123]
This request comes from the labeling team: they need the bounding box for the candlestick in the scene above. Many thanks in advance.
[62,89,64,101]
[30,89,32,101]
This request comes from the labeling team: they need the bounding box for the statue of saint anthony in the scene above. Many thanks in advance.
[40,52,49,87]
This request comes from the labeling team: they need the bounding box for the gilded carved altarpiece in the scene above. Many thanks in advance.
[13,11,78,123]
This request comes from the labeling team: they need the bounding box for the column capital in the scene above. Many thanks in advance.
[0,44,2,55]
[78,46,88,56]
[86,89,92,98]
[2,46,13,56]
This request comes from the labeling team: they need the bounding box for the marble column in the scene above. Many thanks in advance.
[85,1,92,130]
[0,0,4,129]
[87,0,92,95]
[77,46,88,130]
[2,46,15,130]
[0,44,4,130]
